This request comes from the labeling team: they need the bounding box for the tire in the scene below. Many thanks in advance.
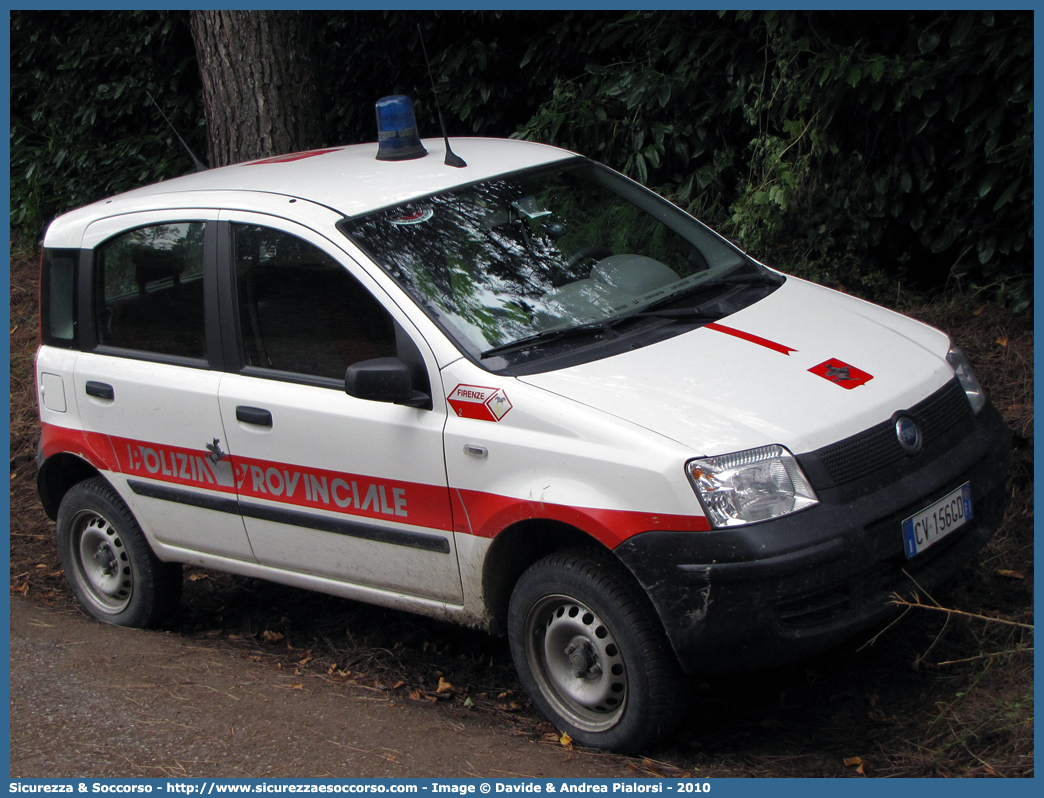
[56,477,182,627]
[508,549,688,753]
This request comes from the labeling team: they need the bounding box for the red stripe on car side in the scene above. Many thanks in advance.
[453,488,711,549]
[40,422,120,472]
[229,452,454,531]
[40,424,711,547]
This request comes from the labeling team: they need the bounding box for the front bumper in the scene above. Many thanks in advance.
[614,395,1011,674]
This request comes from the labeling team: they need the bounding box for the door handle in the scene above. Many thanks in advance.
[85,381,114,400]
[236,406,272,427]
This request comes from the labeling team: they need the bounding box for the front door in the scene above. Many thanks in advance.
[215,216,461,603]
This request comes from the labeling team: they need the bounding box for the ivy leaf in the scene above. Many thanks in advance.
[633,153,648,185]
[930,223,958,253]
[978,236,996,264]
[992,178,1021,212]
[977,167,1001,199]
[923,96,943,118]
[918,31,941,54]
[949,14,975,48]
[658,82,671,108]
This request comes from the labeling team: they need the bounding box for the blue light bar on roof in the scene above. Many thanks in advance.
[375,95,427,162]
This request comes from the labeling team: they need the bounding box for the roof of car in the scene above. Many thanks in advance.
[45,138,577,246]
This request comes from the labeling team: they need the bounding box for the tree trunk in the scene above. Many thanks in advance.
[189,10,322,167]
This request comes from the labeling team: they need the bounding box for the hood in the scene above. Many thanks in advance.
[518,277,956,456]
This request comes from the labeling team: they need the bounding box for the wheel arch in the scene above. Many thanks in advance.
[37,451,102,520]
[480,518,609,636]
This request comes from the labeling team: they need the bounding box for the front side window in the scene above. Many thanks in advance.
[232,224,397,382]
[341,159,781,371]
[96,222,206,359]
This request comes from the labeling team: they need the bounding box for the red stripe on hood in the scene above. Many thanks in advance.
[706,322,797,356]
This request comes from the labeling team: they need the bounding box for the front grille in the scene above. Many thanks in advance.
[814,379,972,487]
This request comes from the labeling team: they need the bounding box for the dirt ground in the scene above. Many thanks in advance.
[9,251,1034,778]
[9,597,646,779]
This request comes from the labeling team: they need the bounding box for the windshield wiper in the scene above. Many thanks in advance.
[639,268,783,315]
[480,303,724,360]
[481,270,781,359]
[633,307,723,321]
[480,318,619,359]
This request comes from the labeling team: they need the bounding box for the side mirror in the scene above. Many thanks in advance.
[344,357,430,408]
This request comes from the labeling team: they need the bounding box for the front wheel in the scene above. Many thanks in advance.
[56,477,182,627]
[508,550,688,753]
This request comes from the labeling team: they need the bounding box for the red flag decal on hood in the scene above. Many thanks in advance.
[809,359,873,389]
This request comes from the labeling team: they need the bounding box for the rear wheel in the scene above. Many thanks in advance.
[508,549,687,753]
[56,477,181,627]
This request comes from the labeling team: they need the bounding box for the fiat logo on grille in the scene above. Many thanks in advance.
[895,416,923,455]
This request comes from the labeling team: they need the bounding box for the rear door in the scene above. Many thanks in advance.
[74,212,254,561]
[214,214,461,602]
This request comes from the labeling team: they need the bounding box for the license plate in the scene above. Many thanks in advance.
[902,482,973,558]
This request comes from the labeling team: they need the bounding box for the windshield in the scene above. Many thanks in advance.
[341,159,772,368]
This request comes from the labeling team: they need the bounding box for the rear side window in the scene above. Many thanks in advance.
[95,222,207,360]
[232,224,397,381]
[40,248,78,347]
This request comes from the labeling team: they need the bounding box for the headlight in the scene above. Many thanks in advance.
[946,344,986,414]
[687,444,818,528]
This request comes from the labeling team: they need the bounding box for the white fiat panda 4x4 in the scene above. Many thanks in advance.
[36,97,1009,753]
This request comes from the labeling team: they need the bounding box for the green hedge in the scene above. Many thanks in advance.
[513,11,1032,308]
[11,11,1032,308]
[11,11,204,242]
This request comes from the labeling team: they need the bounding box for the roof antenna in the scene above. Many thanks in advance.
[146,91,208,172]
[417,24,466,168]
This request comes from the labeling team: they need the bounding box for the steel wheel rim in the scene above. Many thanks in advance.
[70,509,133,614]
[524,594,627,733]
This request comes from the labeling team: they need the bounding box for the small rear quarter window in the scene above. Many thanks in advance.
[40,248,78,347]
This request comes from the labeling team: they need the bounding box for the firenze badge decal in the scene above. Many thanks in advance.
[809,358,873,389]
[448,384,513,422]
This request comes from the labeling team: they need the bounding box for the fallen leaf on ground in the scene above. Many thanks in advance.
[437,677,453,693]
[262,630,284,643]
[640,760,667,777]
[996,569,1026,580]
